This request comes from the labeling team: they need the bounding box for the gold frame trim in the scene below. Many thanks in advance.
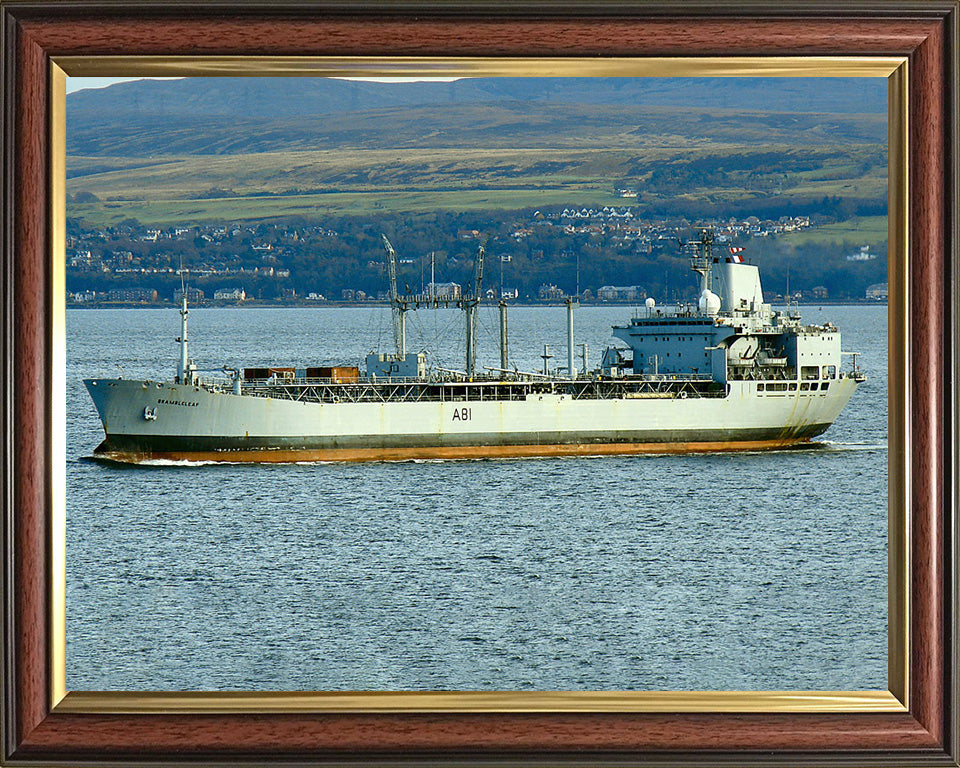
[50,55,909,715]
[57,690,903,715]
[886,61,910,709]
[50,62,68,709]
[54,55,905,79]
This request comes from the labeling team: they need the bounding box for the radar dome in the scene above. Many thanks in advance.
[699,289,721,316]
[644,297,656,308]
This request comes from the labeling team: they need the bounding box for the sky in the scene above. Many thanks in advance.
[65,77,178,94]
[65,76,460,94]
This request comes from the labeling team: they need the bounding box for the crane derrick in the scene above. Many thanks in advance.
[463,243,485,377]
[380,234,406,356]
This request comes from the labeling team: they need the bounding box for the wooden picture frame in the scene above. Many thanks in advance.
[2,2,957,765]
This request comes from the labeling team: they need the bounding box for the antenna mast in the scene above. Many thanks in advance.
[687,229,714,295]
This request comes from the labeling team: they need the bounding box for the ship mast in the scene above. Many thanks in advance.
[498,250,508,370]
[178,293,189,384]
[464,243,485,377]
[566,297,577,379]
[499,298,508,371]
[687,229,714,295]
[176,257,189,384]
[380,234,407,356]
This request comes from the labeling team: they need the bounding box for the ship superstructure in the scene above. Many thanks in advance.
[605,235,851,392]
[84,233,864,463]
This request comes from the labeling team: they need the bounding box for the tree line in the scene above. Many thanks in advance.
[66,198,887,302]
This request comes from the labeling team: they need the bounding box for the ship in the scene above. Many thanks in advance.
[84,232,865,463]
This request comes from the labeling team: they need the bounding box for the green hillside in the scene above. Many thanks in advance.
[64,77,888,301]
[67,106,886,226]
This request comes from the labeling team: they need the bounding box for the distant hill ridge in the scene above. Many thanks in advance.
[68,76,887,118]
[66,76,887,158]
[65,75,889,225]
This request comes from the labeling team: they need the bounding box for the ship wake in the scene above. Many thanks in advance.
[817,440,888,451]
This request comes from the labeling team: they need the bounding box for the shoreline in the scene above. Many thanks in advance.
[66,299,890,310]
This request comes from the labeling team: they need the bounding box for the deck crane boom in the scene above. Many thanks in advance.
[380,234,407,356]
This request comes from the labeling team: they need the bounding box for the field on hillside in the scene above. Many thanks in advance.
[66,96,887,226]
[67,144,887,226]
[778,216,888,247]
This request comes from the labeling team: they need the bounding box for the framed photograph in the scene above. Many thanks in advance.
[2,2,957,765]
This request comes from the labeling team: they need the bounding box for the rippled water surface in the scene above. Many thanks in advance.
[66,304,887,691]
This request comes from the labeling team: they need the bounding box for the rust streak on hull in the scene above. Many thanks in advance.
[95,437,813,464]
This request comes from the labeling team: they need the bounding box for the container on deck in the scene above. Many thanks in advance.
[318,366,360,383]
[243,367,296,381]
[243,367,270,380]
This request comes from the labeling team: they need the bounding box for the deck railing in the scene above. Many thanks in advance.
[213,375,727,405]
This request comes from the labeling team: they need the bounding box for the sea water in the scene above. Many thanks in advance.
[65,304,887,691]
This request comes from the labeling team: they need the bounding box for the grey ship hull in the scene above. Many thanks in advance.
[84,377,858,463]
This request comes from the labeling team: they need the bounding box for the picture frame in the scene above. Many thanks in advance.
[2,1,957,765]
